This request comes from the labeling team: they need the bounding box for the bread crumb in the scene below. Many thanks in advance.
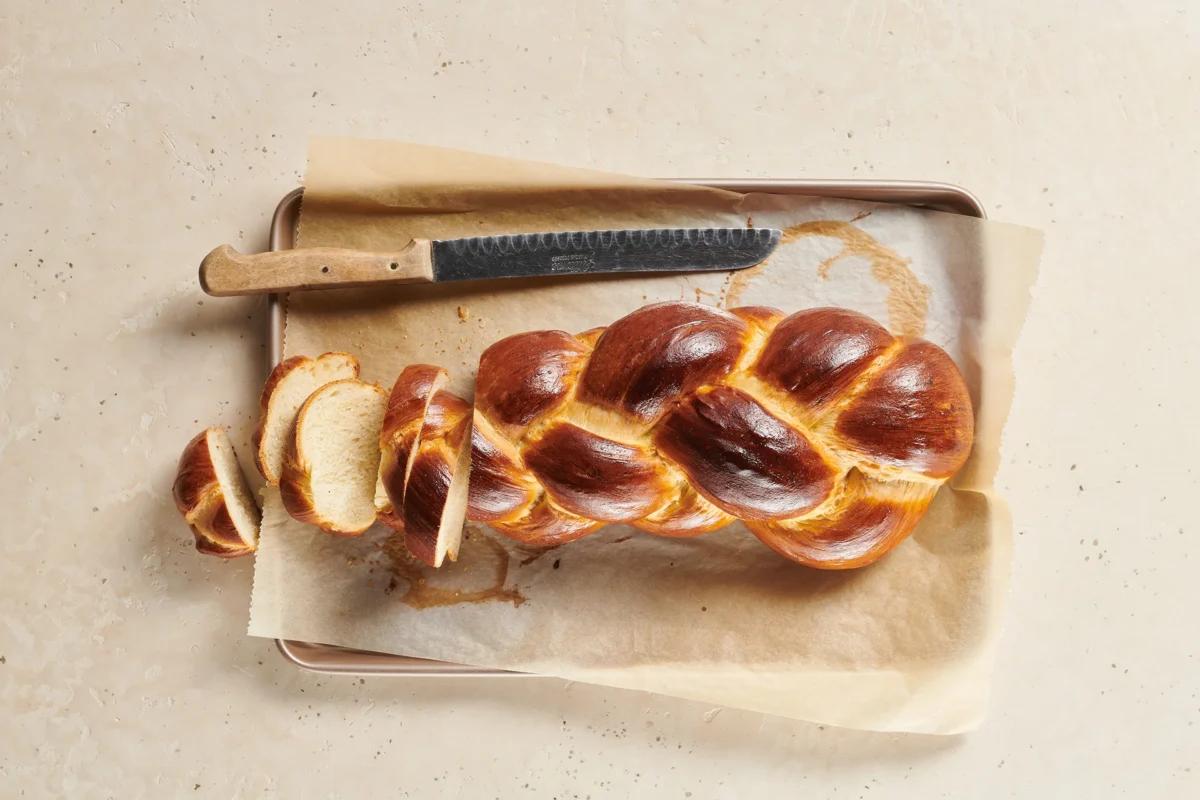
[456,305,470,322]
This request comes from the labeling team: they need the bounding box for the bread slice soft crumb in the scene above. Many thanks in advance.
[281,379,387,536]
[254,353,359,484]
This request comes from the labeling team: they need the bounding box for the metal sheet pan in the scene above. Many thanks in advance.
[267,179,986,676]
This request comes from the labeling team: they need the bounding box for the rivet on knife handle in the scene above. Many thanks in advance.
[198,242,435,296]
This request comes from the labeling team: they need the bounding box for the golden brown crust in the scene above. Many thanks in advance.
[488,496,603,547]
[173,430,219,514]
[465,301,974,569]
[254,352,360,483]
[403,445,455,564]
[378,428,419,522]
[653,386,837,520]
[278,437,322,529]
[258,356,310,413]
[728,305,785,332]
[746,472,934,569]
[465,411,539,522]
[190,522,254,558]
[382,364,446,436]
[378,365,448,526]
[523,422,673,522]
[173,428,259,558]
[577,302,748,423]
[402,390,473,566]
[193,500,257,557]
[574,326,607,348]
[632,483,731,537]
[250,424,267,480]
[834,340,975,478]
[754,307,895,409]
[253,355,309,479]
[476,331,589,436]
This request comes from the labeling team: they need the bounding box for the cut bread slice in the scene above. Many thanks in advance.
[377,365,450,531]
[403,389,473,567]
[280,378,387,536]
[253,352,359,484]
[173,427,261,557]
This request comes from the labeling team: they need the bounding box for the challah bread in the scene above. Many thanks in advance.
[280,378,387,535]
[268,302,971,569]
[173,427,261,557]
[466,302,974,568]
[253,352,359,484]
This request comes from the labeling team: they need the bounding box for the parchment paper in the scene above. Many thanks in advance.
[248,137,1041,733]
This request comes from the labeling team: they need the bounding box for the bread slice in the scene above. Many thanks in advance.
[253,353,359,484]
[377,365,450,531]
[280,378,387,536]
[173,427,261,557]
[403,389,473,567]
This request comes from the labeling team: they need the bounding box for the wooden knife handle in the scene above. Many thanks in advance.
[199,242,434,296]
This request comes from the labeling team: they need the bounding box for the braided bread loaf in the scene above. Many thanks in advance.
[460,302,974,569]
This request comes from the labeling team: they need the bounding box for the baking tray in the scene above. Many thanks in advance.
[269,179,986,676]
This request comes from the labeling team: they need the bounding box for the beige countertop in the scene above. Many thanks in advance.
[2,1,1197,796]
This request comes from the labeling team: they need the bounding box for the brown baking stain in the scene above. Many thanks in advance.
[720,216,766,306]
[785,219,929,336]
[722,215,929,337]
[383,527,525,608]
[721,260,769,308]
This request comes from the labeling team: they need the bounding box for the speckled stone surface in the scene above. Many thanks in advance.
[2,1,1197,796]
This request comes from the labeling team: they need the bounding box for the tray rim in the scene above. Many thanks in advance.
[268,178,986,677]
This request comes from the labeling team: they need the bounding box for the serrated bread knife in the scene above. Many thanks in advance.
[199,227,782,296]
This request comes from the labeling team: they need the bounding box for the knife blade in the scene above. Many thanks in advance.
[431,227,781,281]
[199,227,782,297]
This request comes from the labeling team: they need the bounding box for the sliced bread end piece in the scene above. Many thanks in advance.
[173,427,261,558]
[253,352,360,484]
[280,378,387,536]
